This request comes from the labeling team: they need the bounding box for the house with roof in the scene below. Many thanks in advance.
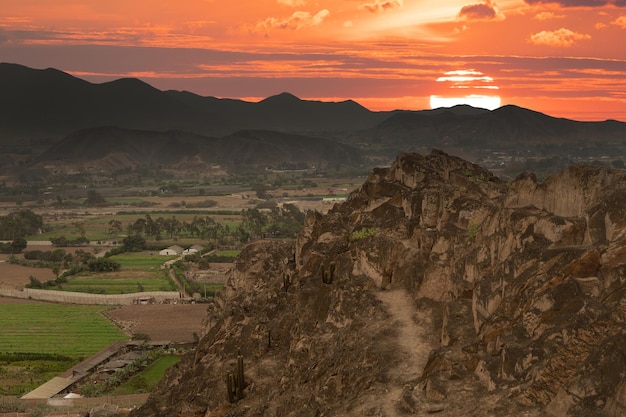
[182,244,205,255]
[159,245,183,256]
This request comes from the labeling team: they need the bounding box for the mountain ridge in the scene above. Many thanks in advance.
[2,63,626,181]
[130,150,626,417]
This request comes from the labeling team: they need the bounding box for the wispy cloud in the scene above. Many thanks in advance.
[611,16,626,28]
[358,0,403,14]
[256,10,330,32]
[277,0,307,6]
[534,11,565,20]
[524,0,626,7]
[529,28,591,46]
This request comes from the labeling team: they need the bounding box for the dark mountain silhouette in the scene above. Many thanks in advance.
[31,126,363,175]
[2,63,626,181]
[163,90,386,132]
[365,104,626,149]
[0,63,226,139]
[36,127,212,165]
[212,129,363,168]
[0,63,387,141]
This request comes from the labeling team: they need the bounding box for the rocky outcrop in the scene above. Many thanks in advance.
[132,150,626,417]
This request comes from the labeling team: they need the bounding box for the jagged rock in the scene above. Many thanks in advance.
[131,150,626,417]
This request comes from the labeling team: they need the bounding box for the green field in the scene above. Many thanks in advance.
[59,274,177,294]
[0,304,127,356]
[113,354,181,395]
[111,253,175,269]
[47,252,178,294]
[215,249,241,257]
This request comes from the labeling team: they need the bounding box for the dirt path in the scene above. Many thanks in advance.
[374,289,436,416]
[169,268,190,298]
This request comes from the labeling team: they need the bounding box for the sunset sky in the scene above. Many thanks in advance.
[1,0,626,120]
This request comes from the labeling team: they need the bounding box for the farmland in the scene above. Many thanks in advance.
[39,252,178,295]
[0,303,127,356]
[0,301,127,395]
[113,354,182,395]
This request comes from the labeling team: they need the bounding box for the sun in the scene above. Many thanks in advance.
[430,69,501,110]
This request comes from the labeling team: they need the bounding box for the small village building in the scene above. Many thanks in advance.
[182,244,204,255]
[159,245,184,256]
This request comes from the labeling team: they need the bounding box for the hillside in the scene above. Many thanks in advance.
[0,63,387,142]
[364,105,626,150]
[131,151,626,417]
[24,126,364,177]
[2,63,626,181]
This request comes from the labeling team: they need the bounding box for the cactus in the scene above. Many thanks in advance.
[226,371,236,403]
[225,349,246,403]
[322,262,336,284]
[283,272,291,292]
[236,349,245,390]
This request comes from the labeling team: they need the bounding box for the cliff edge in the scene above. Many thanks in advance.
[132,150,626,417]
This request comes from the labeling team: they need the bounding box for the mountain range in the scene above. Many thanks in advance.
[1,62,626,180]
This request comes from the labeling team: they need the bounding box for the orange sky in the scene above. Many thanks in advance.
[1,0,626,120]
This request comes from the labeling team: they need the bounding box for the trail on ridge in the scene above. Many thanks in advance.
[374,289,436,416]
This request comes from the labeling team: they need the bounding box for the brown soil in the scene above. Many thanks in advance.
[106,304,208,342]
[0,254,55,289]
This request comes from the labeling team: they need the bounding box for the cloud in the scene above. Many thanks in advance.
[0,28,9,44]
[458,2,503,21]
[358,0,403,13]
[277,0,307,6]
[524,0,626,7]
[529,28,591,46]
[612,16,626,28]
[534,11,565,20]
[257,9,330,31]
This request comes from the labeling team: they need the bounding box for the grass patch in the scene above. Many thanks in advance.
[113,354,181,395]
[215,250,240,257]
[58,274,177,294]
[111,252,175,270]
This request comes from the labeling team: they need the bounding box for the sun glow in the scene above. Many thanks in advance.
[430,94,501,110]
[430,69,501,110]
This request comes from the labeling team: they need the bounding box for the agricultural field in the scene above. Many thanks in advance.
[113,354,182,395]
[56,274,177,294]
[41,252,178,295]
[0,303,126,355]
[0,301,127,395]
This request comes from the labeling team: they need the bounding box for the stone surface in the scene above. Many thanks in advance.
[131,150,626,417]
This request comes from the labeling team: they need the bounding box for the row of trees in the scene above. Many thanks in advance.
[108,204,306,244]
[0,209,43,240]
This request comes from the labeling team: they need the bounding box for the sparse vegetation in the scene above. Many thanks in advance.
[349,228,378,241]
[466,223,481,241]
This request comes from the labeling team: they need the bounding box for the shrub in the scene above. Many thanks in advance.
[349,228,378,241]
[87,258,122,272]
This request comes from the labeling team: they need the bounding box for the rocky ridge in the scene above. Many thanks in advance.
[132,150,626,417]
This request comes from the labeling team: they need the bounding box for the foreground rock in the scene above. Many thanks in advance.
[132,150,626,417]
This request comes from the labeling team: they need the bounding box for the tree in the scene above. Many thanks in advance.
[10,237,27,253]
[85,189,107,206]
[252,183,270,200]
[88,258,121,272]
[108,220,123,237]
[122,234,147,252]
[241,208,267,237]
[0,209,43,240]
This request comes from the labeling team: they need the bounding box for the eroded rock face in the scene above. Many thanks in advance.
[132,150,626,417]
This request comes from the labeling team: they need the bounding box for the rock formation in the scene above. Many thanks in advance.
[131,150,626,417]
